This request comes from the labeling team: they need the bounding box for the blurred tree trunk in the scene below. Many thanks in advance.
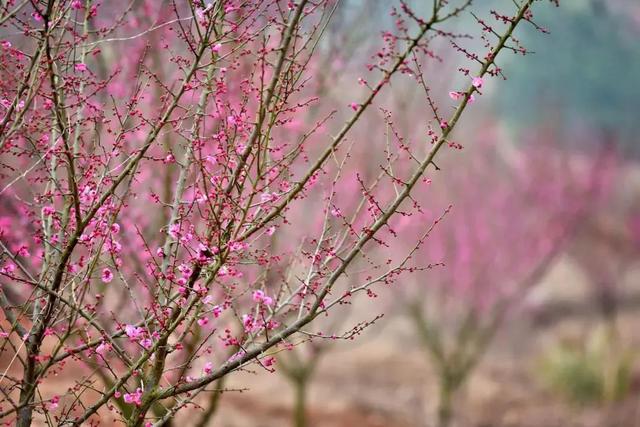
[294,374,309,427]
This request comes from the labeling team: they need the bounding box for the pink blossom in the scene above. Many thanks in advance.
[252,290,274,306]
[125,325,144,340]
[472,76,484,88]
[212,43,222,52]
[71,0,83,9]
[0,263,16,274]
[203,361,213,374]
[449,91,461,100]
[74,63,88,72]
[205,155,217,165]
[468,94,476,104]
[47,396,60,411]
[228,241,247,252]
[42,205,55,216]
[263,357,276,367]
[252,290,265,302]
[242,314,256,332]
[101,268,113,283]
[260,192,277,203]
[16,246,29,257]
[212,305,223,318]
[123,388,143,406]
[1,41,11,49]
[168,223,180,239]
[197,317,209,326]
[349,102,359,111]
[96,341,111,355]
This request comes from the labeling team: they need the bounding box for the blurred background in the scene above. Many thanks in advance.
[208,1,640,426]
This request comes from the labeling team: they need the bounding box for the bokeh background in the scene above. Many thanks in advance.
[209,1,640,426]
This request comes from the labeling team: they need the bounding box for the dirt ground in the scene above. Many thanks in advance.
[3,261,640,427]
[204,312,640,427]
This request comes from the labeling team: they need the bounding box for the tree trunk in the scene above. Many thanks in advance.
[293,376,308,427]
[436,378,454,427]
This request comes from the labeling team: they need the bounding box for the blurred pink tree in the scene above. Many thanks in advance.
[393,122,615,426]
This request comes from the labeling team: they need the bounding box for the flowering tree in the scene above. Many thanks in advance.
[0,1,551,425]
[392,126,613,427]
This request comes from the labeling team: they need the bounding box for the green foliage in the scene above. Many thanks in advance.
[539,325,635,404]
[495,0,640,144]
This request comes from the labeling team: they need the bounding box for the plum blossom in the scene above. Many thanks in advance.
[212,305,223,318]
[472,76,484,88]
[263,357,276,367]
[168,223,180,239]
[101,268,113,283]
[123,388,143,406]
[228,241,247,252]
[16,246,29,257]
[140,338,153,349]
[252,290,274,306]
[47,396,60,411]
[242,314,257,332]
[0,263,16,275]
[96,341,111,355]
[260,192,278,203]
[125,325,145,341]
[74,63,88,72]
